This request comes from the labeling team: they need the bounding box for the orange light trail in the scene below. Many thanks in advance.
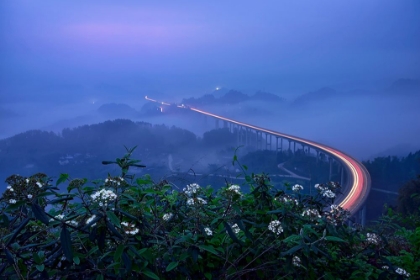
[144,96,371,215]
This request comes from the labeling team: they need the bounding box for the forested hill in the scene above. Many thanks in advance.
[0,120,198,182]
[363,151,420,192]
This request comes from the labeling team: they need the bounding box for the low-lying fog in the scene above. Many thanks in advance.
[1,81,419,161]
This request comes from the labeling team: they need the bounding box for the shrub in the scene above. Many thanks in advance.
[0,148,417,279]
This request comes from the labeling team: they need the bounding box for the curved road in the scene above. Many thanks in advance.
[145,97,371,215]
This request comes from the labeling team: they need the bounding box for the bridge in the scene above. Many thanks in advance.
[145,96,371,224]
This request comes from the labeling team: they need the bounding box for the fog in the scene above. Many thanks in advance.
[1,1,420,161]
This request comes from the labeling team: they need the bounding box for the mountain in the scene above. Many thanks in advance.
[292,87,337,106]
[219,90,249,104]
[250,91,284,103]
[97,103,139,118]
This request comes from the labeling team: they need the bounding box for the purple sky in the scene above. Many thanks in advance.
[1,1,420,159]
[1,0,419,101]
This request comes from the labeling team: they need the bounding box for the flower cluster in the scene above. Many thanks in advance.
[302,209,321,220]
[292,184,303,192]
[395,267,410,277]
[162,213,173,221]
[227,184,241,195]
[326,205,350,225]
[104,177,124,186]
[50,214,78,226]
[315,184,335,198]
[275,195,299,206]
[268,220,283,235]
[187,197,207,206]
[366,233,380,245]
[7,186,14,192]
[90,189,117,207]
[9,199,17,204]
[292,256,301,267]
[204,227,213,236]
[231,223,240,234]
[183,183,200,196]
[121,221,139,235]
[86,214,97,227]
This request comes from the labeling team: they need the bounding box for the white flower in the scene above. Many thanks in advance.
[183,183,200,196]
[163,213,173,221]
[67,220,78,227]
[268,220,283,235]
[26,179,29,183]
[27,194,33,199]
[382,266,389,270]
[105,178,109,183]
[55,214,65,220]
[86,215,97,227]
[90,189,117,204]
[330,204,339,211]
[227,185,241,194]
[9,199,17,204]
[366,233,380,245]
[36,182,43,188]
[187,198,195,205]
[125,228,139,235]
[395,267,410,277]
[292,256,301,267]
[7,186,13,191]
[292,184,303,192]
[121,221,129,226]
[322,189,335,198]
[231,223,240,234]
[302,209,321,220]
[204,227,213,236]
[197,197,207,204]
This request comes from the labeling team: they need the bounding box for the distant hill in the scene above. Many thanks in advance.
[97,103,139,118]
[292,87,337,106]
[181,90,284,107]
[250,91,284,103]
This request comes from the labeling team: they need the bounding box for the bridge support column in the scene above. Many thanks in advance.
[215,119,219,129]
[329,157,333,180]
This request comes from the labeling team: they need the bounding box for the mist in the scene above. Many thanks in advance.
[1,0,420,160]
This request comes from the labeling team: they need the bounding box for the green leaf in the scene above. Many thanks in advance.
[5,217,30,246]
[114,244,124,262]
[31,203,49,225]
[198,245,219,256]
[106,220,123,239]
[142,269,160,280]
[73,256,80,265]
[166,261,178,272]
[324,236,346,243]
[281,244,302,256]
[61,225,73,261]
[205,272,212,280]
[57,173,69,187]
[35,264,44,272]
[122,252,132,272]
[106,211,121,228]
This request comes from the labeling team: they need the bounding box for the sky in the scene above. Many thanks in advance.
[0,0,420,158]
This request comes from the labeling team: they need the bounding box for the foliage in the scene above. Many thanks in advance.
[0,148,418,279]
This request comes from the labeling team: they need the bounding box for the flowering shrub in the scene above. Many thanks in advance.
[0,148,418,279]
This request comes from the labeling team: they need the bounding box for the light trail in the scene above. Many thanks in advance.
[144,96,371,215]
